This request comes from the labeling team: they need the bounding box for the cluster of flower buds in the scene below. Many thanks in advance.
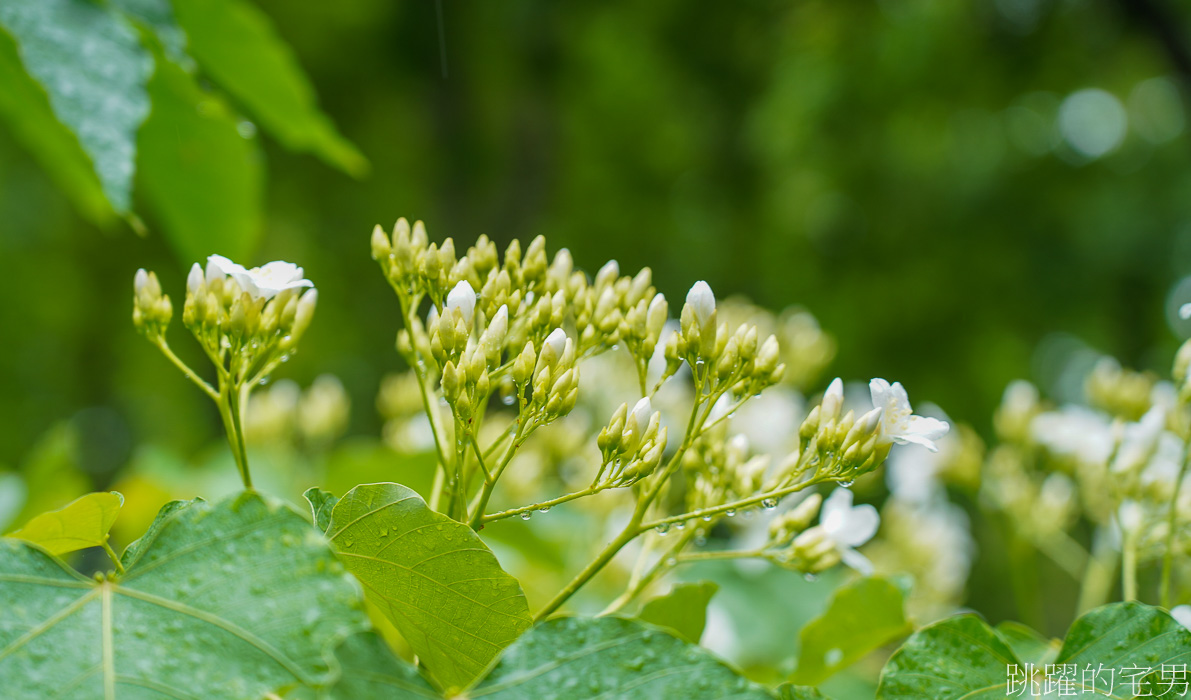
[662,281,785,400]
[594,397,668,487]
[512,328,580,424]
[766,493,824,546]
[1086,357,1156,422]
[681,425,771,512]
[132,269,173,338]
[179,256,317,381]
[798,379,886,480]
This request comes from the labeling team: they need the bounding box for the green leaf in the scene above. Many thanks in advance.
[0,0,151,213]
[318,632,439,700]
[6,491,123,555]
[0,27,113,225]
[1054,602,1191,698]
[468,616,775,699]
[994,620,1059,666]
[792,576,910,685]
[137,52,263,264]
[326,483,531,692]
[0,491,369,697]
[877,614,1019,699]
[304,487,338,533]
[635,580,719,644]
[171,0,367,177]
[776,684,831,699]
[108,0,189,66]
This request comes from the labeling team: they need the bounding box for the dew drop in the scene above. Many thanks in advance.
[701,515,712,522]
[538,506,551,513]
[839,479,854,487]
[694,535,707,546]
[665,557,677,566]
[655,523,670,535]
[761,498,778,509]
[804,573,817,582]
[675,521,687,530]
[502,394,516,406]
[520,512,532,521]
[725,508,737,517]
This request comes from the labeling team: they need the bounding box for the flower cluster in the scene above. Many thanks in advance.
[132,255,318,488]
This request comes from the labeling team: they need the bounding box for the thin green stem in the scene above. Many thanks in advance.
[640,476,826,532]
[1077,526,1119,614]
[1160,447,1190,608]
[482,487,599,524]
[468,413,532,529]
[1122,532,1139,601]
[101,539,125,575]
[677,548,766,563]
[602,528,699,614]
[154,339,218,401]
[395,292,452,510]
[226,383,253,490]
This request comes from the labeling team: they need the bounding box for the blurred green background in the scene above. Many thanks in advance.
[2,0,1191,655]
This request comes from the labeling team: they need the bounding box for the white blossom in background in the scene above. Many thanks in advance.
[886,404,956,504]
[1030,405,1113,465]
[820,487,880,574]
[1173,605,1191,631]
[1111,405,1166,474]
[205,254,313,300]
[869,378,950,452]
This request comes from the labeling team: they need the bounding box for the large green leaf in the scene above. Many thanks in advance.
[1054,602,1191,698]
[171,0,366,176]
[0,492,368,697]
[877,603,1191,700]
[0,27,112,225]
[137,52,263,264]
[323,483,532,692]
[468,616,776,699]
[0,0,151,213]
[6,491,123,556]
[792,576,909,685]
[635,580,719,644]
[877,614,1019,699]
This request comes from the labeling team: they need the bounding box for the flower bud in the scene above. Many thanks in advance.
[292,289,317,338]
[513,341,536,386]
[480,305,508,365]
[446,280,477,328]
[371,224,392,261]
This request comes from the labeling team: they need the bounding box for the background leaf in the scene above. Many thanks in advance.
[0,28,112,225]
[108,0,189,66]
[468,616,775,699]
[304,487,338,533]
[137,52,263,264]
[776,685,830,700]
[5,491,123,555]
[317,631,439,700]
[876,614,1019,699]
[171,0,366,176]
[326,482,531,692]
[792,577,910,685]
[0,0,151,213]
[1054,602,1191,698]
[635,579,718,644]
[0,491,368,697]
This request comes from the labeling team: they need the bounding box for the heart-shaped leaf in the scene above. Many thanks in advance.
[304,487,338,533]
[0,491,368,697]
[6,491,123,555]
[994,621,1059,666]
[877,614,1018,699]
[877,602,1191,699]
[321,483,531,692]
[467,616,776,699]
[792,576,909,685]
[636,580,719,644]
[1054,601,1191,698]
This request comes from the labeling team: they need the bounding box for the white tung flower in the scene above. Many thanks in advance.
[869,378,950,452]
[686,281,715,327]
[206,254,313,300]
[820,487,880,575]
[1111,405,1166,474]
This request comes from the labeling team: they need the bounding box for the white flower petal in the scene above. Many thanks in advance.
[839,547,874,575]
[833,503,880,547]
[820,487,854,526]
